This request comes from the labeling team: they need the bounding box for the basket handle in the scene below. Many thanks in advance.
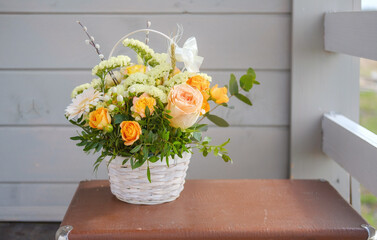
[108,29,174,59]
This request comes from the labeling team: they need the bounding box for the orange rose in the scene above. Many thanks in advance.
[89,107,111,130]
[124,65,146,75]
[187,75,210,93]
[166,84,203,129]
[120,121,142,146]
[210,84,229,104]
[202,99,210,113]
[132,93,156,118]
[187,75,210,113]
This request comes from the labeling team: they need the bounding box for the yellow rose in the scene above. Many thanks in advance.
[166,84,203,129]
[210,84,229,104]
[124,65,146,75]
[132,93,156,118]
[89,107,111,130]
[120,121,142,146]
[187,75,211,113]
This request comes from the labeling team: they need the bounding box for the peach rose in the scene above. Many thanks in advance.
[120,121,142,146]
[187,75,210,113]
[124,65,146,75]
[89,107,111,130]
[132,93,156,118]
[210,84,229,104]
[166,84,203,129]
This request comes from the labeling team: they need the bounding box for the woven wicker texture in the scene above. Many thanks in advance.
[107,152,191,205]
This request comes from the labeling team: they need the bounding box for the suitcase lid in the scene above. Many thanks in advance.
[60,179,369,240]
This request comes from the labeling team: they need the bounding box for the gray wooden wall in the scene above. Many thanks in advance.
[0,0,291,221]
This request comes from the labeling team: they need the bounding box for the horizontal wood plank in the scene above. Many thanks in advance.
[0,126,289,182]
[0,14,290,70]
[0,182,78,221]
[0,70,289,126]
[0,0,291,13]
[322,113,377,196]
[324,11,377,60]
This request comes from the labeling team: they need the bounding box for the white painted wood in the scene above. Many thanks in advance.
[0,206,68,222]
[0,182,78,221]
[322,113,377,196]
[0,126,289,182]
[351,177,361,213]
[0,14,290,70]
[188,126,289,179]
[0,0,292,13]
[291,0,360,202]
[0,70,289,126]
[324,11,377,61]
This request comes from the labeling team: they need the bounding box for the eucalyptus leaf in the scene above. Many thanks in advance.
[235,93,252,106]
[239,74,254,92]
[206,114,230,127]
[247,67,256,79]
[229,74,239,95]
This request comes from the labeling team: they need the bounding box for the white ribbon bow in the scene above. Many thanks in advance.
[175,37,204,73]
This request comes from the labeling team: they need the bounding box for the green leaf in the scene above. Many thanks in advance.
[77,140,87,146]
[206,114,229,127]
[203,149,208,157]
[253,80,260,85]
[147,166,151,183]
[235,93,252,106]
[149,156,159,163]
[114,114,128,124]
[221,139,231,147]
[70,136,82,140]
[157,99,165,109]
[145,106,150,117]
[239,74,254,92]
[229,74,239,95]
[130,144,142,153]
[193,132,202,142]
[247,67,256,79]
[222,154,232,163]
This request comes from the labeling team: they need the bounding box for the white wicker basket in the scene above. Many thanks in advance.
[107,152,191,205]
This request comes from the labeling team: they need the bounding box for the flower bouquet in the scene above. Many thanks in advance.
[66,22,259,204]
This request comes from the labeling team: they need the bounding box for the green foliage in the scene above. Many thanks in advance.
[205,113,229,127]
[229,74,239,95]
[235,93,252,106]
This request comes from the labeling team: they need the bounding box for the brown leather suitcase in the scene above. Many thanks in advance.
[58,179,372,240]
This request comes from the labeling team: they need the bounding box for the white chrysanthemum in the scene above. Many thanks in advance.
[65,87,102,120]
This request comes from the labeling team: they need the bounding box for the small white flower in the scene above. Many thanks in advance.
[85,39,90,45]
[83,26,87,31]
[129,87,136,93]
[99,54,104,59]
[90,36,95,41]
[109,105,116,111]
[95,44,100,49]
[103,95,111,101]
[111,87,117,93]
[117,95,123,102]
[135,116,141,121]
